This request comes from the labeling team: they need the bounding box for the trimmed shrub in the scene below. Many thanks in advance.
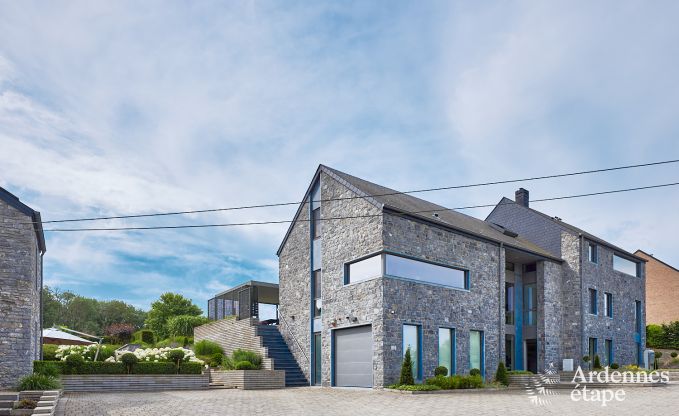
[232,349,261,368]
[167,349,186,368]
[34,361,60,377]
[671,352,678,358]
[495,362,509,386]
[133,330,155,345]
[399,347,415,385]
[610,363,620,369]
[434,366,448,377]
[234,361,257,370]
[425,375,457,389]
[179,362,204,374]
[593,355,602,370]
[469,368,481,377]
[133,362,176,374]
[389,384,441,391]
[458,375,484,389]
[121,352,138,374]
[64,353,85,373]
[42,344,58,361]
[507,370,533,375]
[17,374,61,390]
[194,340,224,356]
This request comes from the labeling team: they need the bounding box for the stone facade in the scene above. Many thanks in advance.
[0,190,45,389]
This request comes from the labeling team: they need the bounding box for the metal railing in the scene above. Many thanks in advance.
[278,314,309,363]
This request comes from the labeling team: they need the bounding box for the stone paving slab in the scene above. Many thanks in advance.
[62,385,679,416]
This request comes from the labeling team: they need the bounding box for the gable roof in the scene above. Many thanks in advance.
[635,250,679,273]
[277,165,561,261]
[488,196,643,262]
[0,186,46,253]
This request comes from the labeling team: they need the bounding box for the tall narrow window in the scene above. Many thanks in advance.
[589,288,598,315]
[470,330,484,376]
[523,284,537,325]
[589,243,598,263]
[313,270,322,317]
[635,301,642,333]
[589,337,598,363]
[604,293,613,318]
[605,339,613,366]
[403,325,421,380]
[505,283,515,325]
[438,328,454,376]
[505,335,514,371]
[312,207,321,239]
[313,332,321,385]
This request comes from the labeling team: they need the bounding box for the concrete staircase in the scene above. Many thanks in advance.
[256,325,308,387]
[0,392,18,416]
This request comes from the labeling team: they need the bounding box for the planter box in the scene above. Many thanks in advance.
[210,370,285,390]
[60,374,209,392]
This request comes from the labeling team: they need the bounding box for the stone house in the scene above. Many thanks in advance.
[487,188,646,372]
[278,166,621,388]
[634,250,679,325]
[0,187,46,388]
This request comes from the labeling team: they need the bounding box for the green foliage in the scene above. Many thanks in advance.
[133,330,156,345]
[434,366,448,377]
[469,368,481,377]
[388,384,441,391]
[610,363,620,369]
[198,353,224,368]
[655,351,663,358]
[42,344,58,361]
[646,322,679,349]
[14,399,37,410]
[507,370,533,375]
[232,349,261,368]
[399,347,415,385]
[133,362,176,374]
[145,293,203,339]
[458,375,484,389]
[34,359,203,375]
[234,361,257,370]
[167,349,186,367]
[34,361,60,377]
[16,373,62,390]
[167,315,209,337]
[42,286,146,335]
[494,362,508,386]
[194,340,224,356]
[672,352,678,358]
[593,355,602,369]
[121,352,138,374]
[105,323,135,344]
[64,353,85,372]
[178,362,204,374]
[425,375,483,390]
[65,362,126,375]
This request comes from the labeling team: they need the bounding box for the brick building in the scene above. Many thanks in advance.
[635,250,679,324]
[276,166,647,388]
[0,187,46,388]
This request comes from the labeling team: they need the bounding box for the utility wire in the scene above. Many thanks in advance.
[41,181,679,232]
[30,158,679,225]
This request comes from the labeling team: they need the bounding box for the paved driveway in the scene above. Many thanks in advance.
[60,385,679,416]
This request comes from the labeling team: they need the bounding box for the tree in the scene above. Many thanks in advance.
[145,293,203,339]
[99,300,147,330]
[495,362,509,386]
[105,323,136,344]
[399,347,415,385]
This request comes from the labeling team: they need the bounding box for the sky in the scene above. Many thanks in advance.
[1,1,678,313]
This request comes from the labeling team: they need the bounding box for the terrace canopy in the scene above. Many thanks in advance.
[207,280,279,321]
[43,327,95,345]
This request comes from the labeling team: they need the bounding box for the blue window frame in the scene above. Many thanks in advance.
[589,288,598,315]
[438,327,456,376]
[588,243,598,263]
[403,324,422,381]
[605,339,613,366]
[604,292,613,318]
[469,330,484,377]
[589,337,598,362]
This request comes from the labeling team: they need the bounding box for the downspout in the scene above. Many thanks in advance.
[498,243,504,365]
[40,252,44,360]
[579,234,584,366]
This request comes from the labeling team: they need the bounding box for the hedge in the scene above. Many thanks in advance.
[34,360,204,375]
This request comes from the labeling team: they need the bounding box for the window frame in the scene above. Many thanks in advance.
[588,242,598,264]
[605,339,613,366]
[437,327,456,376]
[313,270,322,318]
[505,282,515,325]
[312,207,321,240]
[589,337,598,362]
[589,288,598,315]
[613,253,640,277]
[469,330,485,377]
[403,323,423,381]
[604,292,613,318]
[523,283,537,326]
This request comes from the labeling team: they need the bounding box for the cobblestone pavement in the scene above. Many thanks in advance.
[60,385,679,416]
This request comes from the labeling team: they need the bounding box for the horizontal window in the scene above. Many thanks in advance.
[346,254,382,284]
[345,252,469,289]
[613,254,640,277]
[385,254,468,289]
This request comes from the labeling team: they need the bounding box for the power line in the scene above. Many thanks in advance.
[30,158,679,225]
[41,181,679,232]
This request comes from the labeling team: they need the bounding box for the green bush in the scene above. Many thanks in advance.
[34,361,60,377]
[494,362,508,386]
[610,363,620,369]
[434,366,448,377]
[469,368,481,377]
[167,349,186,365]
[64,353,85,373]
[167,315,210,337]
[507,370,533,375]
[646,322,679,349]
[133,330,155,345]
[16,374,61,390]
[399,347,415,385]
[178,362,204,374]
[593,355,602,369]
[203,353,224,367]
[14,399,37,410]
[234,361,256,370]
[121,352,138,374]
[222,355,234,370]
[459,375,484,389]
[388,384,441,391]
[133,362,176,374]
[42,344,58,361]
[194,340,224,356]
[425,375,457,389]
[69,362,125,375]
[232,349,261,367]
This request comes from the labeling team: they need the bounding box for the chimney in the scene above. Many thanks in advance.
[515,188,529,207]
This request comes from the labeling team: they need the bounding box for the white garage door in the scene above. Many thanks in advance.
[334,325,373,387]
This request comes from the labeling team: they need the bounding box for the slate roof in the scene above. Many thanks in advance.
[491,196,644,262]
[277,165,561,261]
[0,186,46,253]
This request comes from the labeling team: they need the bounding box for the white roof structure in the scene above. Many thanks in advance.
[42,327,95,345]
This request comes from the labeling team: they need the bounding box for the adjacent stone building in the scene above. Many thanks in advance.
[0,187,46,389]
[635,250,679,324]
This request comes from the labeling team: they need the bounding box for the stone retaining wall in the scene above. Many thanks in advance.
[60,375,209,392]
[209,370,285,390]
